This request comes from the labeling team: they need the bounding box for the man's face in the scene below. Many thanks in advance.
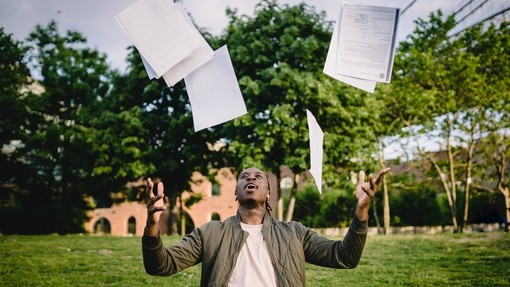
[236,167,270,204]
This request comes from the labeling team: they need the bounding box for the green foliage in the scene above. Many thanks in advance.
[114,45,225,207]
[292,184,321,227]
[221,0,331,174]
[379,11,458,134]
[0,18,226,234]
[184,193,203,208]
[2,2,508,234]
[0,28,32,196]
[0,29,33,233]
[469,191,507,224]
[293,184,356,228]
[0,28,31,147]
[391,185,447,226]
[1,21,114,233]
[220,0,381,189]
[379,10,510,230]
[0,21,152,233]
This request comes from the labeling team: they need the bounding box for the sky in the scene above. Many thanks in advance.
[0,0,443,72]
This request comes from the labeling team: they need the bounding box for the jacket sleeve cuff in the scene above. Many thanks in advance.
[142,232,162,249]
[350,215,369,234]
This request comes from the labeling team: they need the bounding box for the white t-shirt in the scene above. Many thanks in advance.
[228,223,277,287]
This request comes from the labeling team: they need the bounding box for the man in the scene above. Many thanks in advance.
[142,166,390,287]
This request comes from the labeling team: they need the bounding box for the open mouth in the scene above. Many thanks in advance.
[245,183,258,190]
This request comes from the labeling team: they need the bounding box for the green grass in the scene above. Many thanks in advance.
[1,232,509,286]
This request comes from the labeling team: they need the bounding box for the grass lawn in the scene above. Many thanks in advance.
[1,232,509,286]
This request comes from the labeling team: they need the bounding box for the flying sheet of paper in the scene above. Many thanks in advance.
[140,42,214,86]
[161,3,214,87]
[323,7,376,93]
[306,109,324,194]
[115,0,204,77]
[335,2,399,83]
[162,40,214,87]
[184,45,247,132]
[141,54,158,79]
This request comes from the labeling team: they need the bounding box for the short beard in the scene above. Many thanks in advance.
[239,198,259,209]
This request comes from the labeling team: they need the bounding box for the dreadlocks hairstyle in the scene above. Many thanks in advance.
[265,198,273,215]
[265,175,272,215]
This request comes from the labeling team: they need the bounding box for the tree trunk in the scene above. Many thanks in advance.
[504,189,510,233]
[180,195,185,236]
[371,196,382,234]
[382,176,390,235]
[278,197,284,221]
[379,145,390,235]
[444,173,458,232]
[167,192,179,235]
[415,117,459,232]
[462,143,475,232]
[275,170,284,221]
[498,144,509,232]
[494,139,508,232]
[446,129,460,233]
[286,194,296,222]
[285,174,300,222]
[427,154,458,232]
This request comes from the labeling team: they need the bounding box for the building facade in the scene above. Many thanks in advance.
[84,167,280,236]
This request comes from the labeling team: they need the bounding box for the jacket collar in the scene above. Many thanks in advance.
[234,211,273,230]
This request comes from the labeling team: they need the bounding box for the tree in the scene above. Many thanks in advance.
[0,28,32,233]
[2,19,223,234]
[381,11,463,231]
[467,22,510,232]
[375,12,456,233]
[0,28,32,180]
[219,0,381,221]
[20,20,117,233]
[381,11,509,232]
[0,28,31,148]
[1,21,138,233]
[113,40,226,234]
[473,133,510,232]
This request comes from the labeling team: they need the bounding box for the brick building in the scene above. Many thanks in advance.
[85,201,147,236]
[84,167,281,236]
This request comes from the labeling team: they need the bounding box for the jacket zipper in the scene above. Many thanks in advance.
[221,227,248,286]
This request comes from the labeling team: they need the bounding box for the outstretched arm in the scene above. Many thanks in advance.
[303,168,391,269]
[142,178,202,276]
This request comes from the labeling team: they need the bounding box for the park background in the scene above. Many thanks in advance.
[1,0,509,286]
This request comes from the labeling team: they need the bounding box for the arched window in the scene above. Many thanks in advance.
[211,212,221,221]
[128,216,136,235]
[93,217,111,234]
[211,183,221,196]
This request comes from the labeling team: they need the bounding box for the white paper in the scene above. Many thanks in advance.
[335,2,399,83]
[306,109,324,194]
[162,44,214,86]
[323,7,376,93]
[141,54,158,79]
[184,45,247,132]
[161,3,214,86]
[115,0,203,77]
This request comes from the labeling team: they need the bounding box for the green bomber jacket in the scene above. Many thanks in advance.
[142,213,368,287]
